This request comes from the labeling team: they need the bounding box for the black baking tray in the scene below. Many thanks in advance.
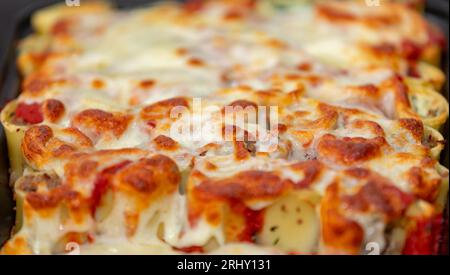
[0,0,448,254]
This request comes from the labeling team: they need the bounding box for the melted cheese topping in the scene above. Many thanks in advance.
[1,0,448,255]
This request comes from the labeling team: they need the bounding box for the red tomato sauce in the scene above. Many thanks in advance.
[402,214,443,255]
[90,160,131,216]
[15,102,43,124]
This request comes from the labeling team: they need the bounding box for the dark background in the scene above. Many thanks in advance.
[0,0,52,66]
[0,0,161,67]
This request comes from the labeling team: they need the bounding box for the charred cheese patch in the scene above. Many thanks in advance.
[317,134,387,165]
[71,109,133,142]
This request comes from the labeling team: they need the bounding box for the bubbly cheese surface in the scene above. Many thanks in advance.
[1,0,448,255]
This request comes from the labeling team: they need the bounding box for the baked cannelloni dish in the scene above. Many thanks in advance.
[0,0,448,254]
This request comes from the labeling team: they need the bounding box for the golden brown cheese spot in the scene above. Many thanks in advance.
[343,169,414,220]
[204,161,217,171]
[195,205,222,226]
[276,123,288,134]
[265,38,287,49]
[289,129,315,148]
[407,167,441,202]
[50,144,75,157]
[344,167,371,179]
[346,120,385,137]
[221,0,256,21]
[321,183,364,254]
[369,40,425,62]
[420,157,437,168]
[91,79,105,89]
[65,159,99,184]
[25,184,70,210]
[382,74,411,108]
[223,206,246,242]
[398,118,424,142]
[141,97,189,121]
[187,58,205,67]
[340,106,371,117]
[139,79,156,89]
[27,52,52,70]
[291,74,322,87]
[299,103,338,130]
[290,160,323,188]
[22,73,66,96]
[321,210,364,254]
[51,18,72,36]
[223,9,244,20]
[42,99,65,123]
[118,155,181,195]
[194,170,292,202]
[72,109,132,139]
[0,236,32,255]
[317,3,399,28]
[288,85,305,99]
[319,103,339,118]
[256,89,293,107]
[175,48,188,56]
[22,125,54,165]
[50,135,91,158]
[153,135,179,151]
[370,43,397,57]
[190,169,207,181]
[317,134,386,165]
[317,4,356,22]
[65,149,146,186]
[297,63,312,71]
[182,0,205,13]
[23,75,51,95]
[22,126,94,167]
[351,84,380,97]
[79,160,100,178]
[189,169,288,229]
[61,127,94,148]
